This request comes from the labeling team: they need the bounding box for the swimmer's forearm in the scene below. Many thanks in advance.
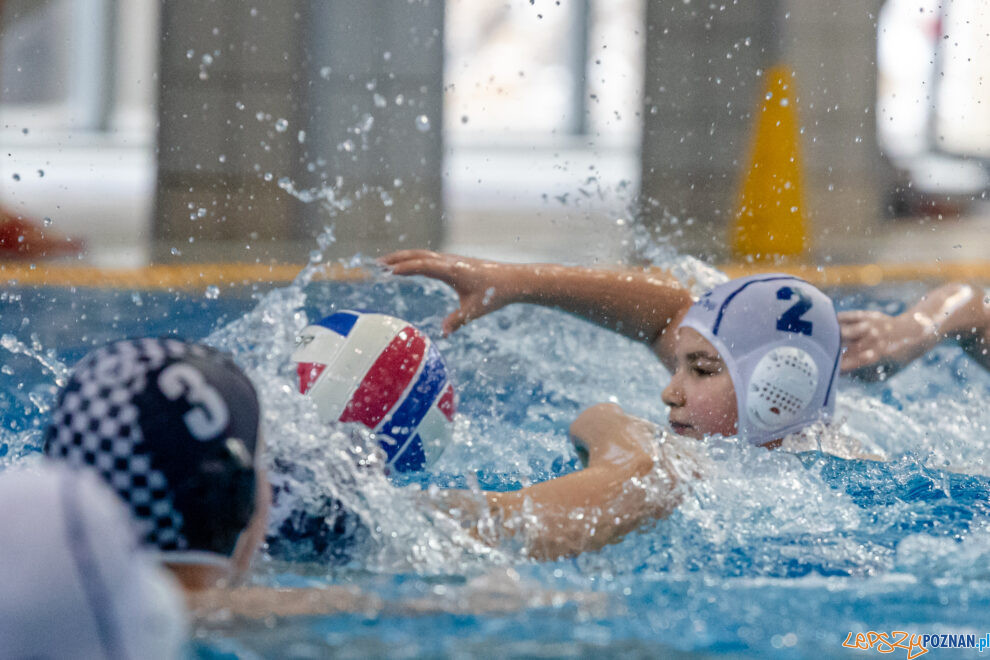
[485,466,661,561]
[507,264,692,344]
[188,585,381,619]
[904,283,989,367]
[484,411,677,562]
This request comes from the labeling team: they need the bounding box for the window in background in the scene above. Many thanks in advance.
[0,0,117,132]
[442,0,645,262]
[0,0,159,265]
[444,0,645,147]
[876,0,987,209]
[933,0,990,159]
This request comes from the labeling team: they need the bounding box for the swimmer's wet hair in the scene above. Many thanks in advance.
[44,338,260,560]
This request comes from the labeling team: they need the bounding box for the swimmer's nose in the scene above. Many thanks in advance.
[661,372,685,408]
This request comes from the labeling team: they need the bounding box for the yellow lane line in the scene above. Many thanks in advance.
[719,262,990,286]
[0,263,361,289]
[0,260,988,289]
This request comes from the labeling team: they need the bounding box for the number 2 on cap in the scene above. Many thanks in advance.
[157,363,230,440]
[776,286,814,336]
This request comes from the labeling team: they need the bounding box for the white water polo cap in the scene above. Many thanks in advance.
[0,465,186,659]
[292,311,456,472]
[678,274,841,445]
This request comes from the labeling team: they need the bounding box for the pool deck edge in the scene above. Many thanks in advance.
[1,260,988,289]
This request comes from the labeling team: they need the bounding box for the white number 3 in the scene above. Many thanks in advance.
[157,363,230,440]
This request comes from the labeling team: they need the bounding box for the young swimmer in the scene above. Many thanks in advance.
[381,250,840,445]
[380,250,850,558]
[39,336,627,612]
[0,464,186,659]
[43,338,271,593]
[839,282,990,377]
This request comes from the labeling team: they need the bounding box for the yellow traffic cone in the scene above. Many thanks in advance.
[730,65,809,262]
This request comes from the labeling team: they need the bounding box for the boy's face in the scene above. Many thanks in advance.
[662,326,738,440]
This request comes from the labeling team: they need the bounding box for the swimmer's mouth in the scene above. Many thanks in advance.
[669,421,693,435]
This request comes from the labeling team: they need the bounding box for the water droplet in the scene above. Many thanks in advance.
[197,207,207,218]
[460,115,469,124]
[36,169,44,177]
[297,130,306,144]
[170,247,182,256]
[205,285,220,300]
[395,94,404,106]
[21,128,28,135]
[11,174,20,181]
[186,49,195,59]
[373,93,387,108]
[201,54,213,65]
[320,66,331,79]
[218,154,227,163]
[338,139,355,153]
[263,172,273,181]
[309,250,323,263]
[415,115,431,132]
[383,51,392,61]
[274,118,289,132]
[235,101,245,111]
[43,217,52,227]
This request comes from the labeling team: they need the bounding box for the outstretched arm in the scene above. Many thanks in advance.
[482,403,696,561]
[840,283,990,378]
[380,251,692,367]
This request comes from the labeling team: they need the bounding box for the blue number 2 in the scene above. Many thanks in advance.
[776,286,813,336]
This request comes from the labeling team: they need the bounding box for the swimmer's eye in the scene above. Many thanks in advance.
[691,364,721,377]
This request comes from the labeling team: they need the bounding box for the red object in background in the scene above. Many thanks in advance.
[0,213,84,258]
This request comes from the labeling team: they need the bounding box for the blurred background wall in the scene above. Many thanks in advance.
[0,0,986,267]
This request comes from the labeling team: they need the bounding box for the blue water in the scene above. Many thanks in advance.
[2,269,989,658]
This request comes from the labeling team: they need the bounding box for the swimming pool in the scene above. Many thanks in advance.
[2,260,989,658]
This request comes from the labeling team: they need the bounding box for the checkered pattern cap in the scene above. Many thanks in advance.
[44,338,260,557]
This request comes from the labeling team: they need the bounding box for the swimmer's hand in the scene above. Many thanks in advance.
[840,284,990,378]
[838,310,918,379]
[380,250,522,335]
[568,403,657,471]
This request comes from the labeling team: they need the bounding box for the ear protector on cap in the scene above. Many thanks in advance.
[678,274,841,445]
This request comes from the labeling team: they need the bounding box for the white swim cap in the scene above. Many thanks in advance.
[678,274,840,445]
[0,465,187,659]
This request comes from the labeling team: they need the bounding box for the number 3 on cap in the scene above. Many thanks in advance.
[158,363,230,440]
[776,286,814,336]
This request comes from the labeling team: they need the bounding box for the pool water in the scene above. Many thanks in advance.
[1,261,989,659]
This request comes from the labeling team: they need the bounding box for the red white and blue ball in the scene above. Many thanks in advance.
[292,311,455,472]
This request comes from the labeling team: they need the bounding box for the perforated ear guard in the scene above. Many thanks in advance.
[746,346,819,431]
